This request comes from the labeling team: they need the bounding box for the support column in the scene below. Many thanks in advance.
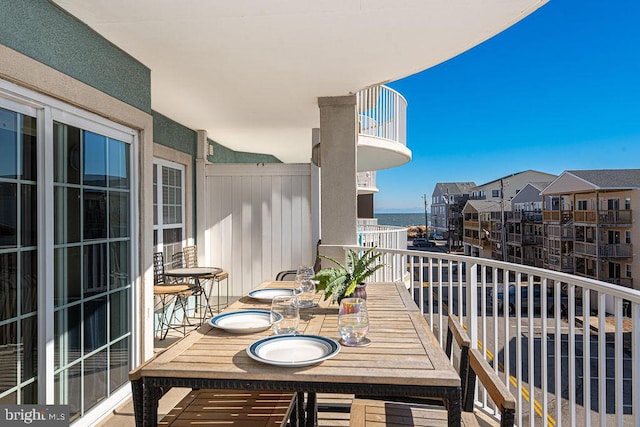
[195,130,210,265]
[311,128,321,253]
[318,95,358,261]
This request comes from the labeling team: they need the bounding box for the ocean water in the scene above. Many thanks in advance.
[374,213,428,227]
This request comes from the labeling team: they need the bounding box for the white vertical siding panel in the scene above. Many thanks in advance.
[251,176,263,288]
[241,177,253,295]
[301,174,312,265]
[291,176,303,268]
[205,164,311,296]
[271,176,283,278]
[281,176,293,271]
[261,176,272,280]
[231,176,244,296]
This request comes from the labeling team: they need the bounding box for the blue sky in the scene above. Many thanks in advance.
[376,0,640,213]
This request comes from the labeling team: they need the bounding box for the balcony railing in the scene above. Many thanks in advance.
[356,171,376,190]
[332,245,640,427]
[574,210,633,225]
[357,85,407,146]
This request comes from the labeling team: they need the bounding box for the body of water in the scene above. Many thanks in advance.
[374,213,428,227]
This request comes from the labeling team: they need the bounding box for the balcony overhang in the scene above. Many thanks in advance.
[51,0,548,163]
[357,135,412,172]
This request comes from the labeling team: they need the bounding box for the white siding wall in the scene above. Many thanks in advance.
[206,164,313,296]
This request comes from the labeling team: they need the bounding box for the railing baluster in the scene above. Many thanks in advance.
[541,278,549,427]
[598,292,606,427]
[516,271,523,427]
[633,303,640,427]
[568,283,576,427]
[555,280,562,427]
[582,287,591,427]
[528,275,535,427]
[615,298,623,426]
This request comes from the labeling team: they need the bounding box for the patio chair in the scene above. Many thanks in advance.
[153,252,196,340]
[349,315,516,427]
[159,389,298,427]
[183,245,230,317]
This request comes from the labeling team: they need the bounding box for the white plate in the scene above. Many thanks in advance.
[247,288,295,302]
[247,335,340,367]
[209,310,279,334]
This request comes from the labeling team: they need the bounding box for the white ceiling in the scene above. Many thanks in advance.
[52,0,547,163]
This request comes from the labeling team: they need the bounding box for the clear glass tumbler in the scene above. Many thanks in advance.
[270,295,300,335]
[296,278,316,308]
[338,298,370,346]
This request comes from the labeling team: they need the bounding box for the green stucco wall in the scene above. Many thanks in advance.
[207,139,282,164]
[0,1,150,113]
[152,111,198,156]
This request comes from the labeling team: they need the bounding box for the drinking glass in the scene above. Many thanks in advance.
[270,295,300,335]
[296,278,317,308]
[338,298,370,346]
[295,265,315,281]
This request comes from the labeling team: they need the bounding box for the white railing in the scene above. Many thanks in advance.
[337,245,640,427]
[357,85,407,146]
[357,171,377,189]
[356,226,408,282]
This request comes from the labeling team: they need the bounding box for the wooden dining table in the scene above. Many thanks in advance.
[129,281,461,427]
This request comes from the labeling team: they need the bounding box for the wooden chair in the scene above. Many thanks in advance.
[153,252,196,340]
[159,389,298,427]
[349,315,516,427]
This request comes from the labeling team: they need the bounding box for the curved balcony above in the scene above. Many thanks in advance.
[356,86,412,172]
[357,171,379,194]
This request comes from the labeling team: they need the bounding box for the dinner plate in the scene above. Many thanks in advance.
[247,288,295,302]
[247,335,340,367]
[209,310,278,334]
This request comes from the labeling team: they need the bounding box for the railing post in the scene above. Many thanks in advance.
[634,303,640,427]
[468,262,478,349]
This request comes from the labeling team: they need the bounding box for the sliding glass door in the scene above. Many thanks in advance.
[0,85,137,423]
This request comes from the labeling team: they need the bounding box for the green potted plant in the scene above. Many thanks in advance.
[313,247,385,303]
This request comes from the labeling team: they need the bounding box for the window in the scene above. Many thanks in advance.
[153,159,185,262]
[626,231,631,244]
[577,200,588,211]
[492,189,500,198]
[625,197,631,210]
[608,199,620,210]
[626,264,632,278]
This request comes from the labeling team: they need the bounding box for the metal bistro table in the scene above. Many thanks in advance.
[164,266,223,324]
[129,282,462,427]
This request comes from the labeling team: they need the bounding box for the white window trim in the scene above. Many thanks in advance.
[153,157,187,253]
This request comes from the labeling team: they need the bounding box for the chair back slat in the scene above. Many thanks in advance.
[183,246,198,268]
[153,252,165,285]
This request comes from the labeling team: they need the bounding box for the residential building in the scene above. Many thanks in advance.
[430,182,475,248]
[503,182,554,267]
[0,1,549,424]
[464,170,555,258]
[542,169,640,291]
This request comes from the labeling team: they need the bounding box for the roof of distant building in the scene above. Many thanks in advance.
[567,169,640,189]
[474,170,556,188]
[433,182,476,197]
[464,199,510,213]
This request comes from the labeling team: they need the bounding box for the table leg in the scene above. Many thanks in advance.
[446,386,462,427]
[131,379,143,427]
[305,392,317,427]
[142,379,160,427]
[296,391,306,427]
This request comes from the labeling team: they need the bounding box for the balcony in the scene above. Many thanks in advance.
[356,171,378,194]
[543,210,573,223]
[347,245,640,427]
[356,85,411,172]
[574,209,633,226]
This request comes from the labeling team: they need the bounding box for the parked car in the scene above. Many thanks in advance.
[496,283,568,316]
[413,238,435,247]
